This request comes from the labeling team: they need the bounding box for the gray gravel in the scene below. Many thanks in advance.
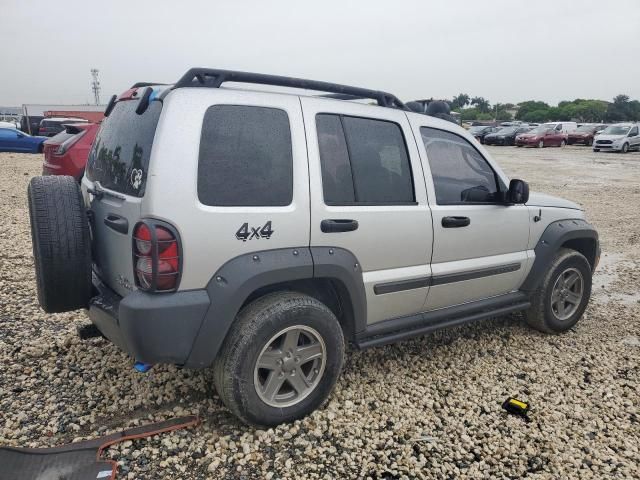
[1,147,639,479]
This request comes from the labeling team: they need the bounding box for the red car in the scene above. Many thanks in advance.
[515,127,566,148]
[42,123,99,180]
[567,124,607,146]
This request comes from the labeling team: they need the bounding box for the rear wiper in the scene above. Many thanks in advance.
[87,181,125,201]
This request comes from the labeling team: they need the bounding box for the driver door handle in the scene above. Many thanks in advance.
[442,216,470,228]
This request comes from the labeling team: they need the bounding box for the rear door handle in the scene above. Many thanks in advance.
[321,219,359,233]
[104,214,129,234]
[442,216,470,228]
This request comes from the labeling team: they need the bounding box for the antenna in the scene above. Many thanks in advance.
[90,69,101,105]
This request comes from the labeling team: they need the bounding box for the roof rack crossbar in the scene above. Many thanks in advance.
[172,68,407,110]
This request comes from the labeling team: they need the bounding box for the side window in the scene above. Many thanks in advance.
[316,114,414,204]
[198,105,293,207]
[629,126,638,136]
[421,127,501,205]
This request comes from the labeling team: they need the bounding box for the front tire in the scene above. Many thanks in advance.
[621,143,629,153]
[213,292,345,426]
[538,139,544,148]
[560,139,566,147]
[525,248,592,333]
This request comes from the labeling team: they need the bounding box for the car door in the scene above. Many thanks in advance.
[543,128,559,146]
[0,129,22,152]
[628,125,640,148]
[301,98,433,325]
[412,124,532,311]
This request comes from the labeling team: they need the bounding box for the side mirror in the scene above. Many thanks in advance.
[507,179,529,204]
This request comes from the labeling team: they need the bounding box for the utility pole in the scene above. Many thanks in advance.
[90,69,101,105]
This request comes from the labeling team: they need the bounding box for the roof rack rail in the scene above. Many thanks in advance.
[172,68,407,110]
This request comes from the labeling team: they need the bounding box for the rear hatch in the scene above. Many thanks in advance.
[82,94,162,297]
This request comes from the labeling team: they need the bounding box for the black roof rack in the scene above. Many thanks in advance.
[172,68,407,110]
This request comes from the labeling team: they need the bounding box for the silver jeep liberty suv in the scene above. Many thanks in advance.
[28,69,599,426]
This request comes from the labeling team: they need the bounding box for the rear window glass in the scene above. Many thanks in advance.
[48,131,75,144]
[86,100,161,197]
[198,105,293,206]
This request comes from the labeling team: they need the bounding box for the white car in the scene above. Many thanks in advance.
[593,123,640,153]
[543,121,577,135]
[0,121,18,129]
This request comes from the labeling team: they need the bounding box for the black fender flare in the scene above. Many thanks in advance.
[520,219,599,292]
[184,247,366,368]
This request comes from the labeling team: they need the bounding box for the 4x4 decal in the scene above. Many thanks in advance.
[236,221,274,242]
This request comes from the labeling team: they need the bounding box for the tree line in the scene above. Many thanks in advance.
[447,93,640,123]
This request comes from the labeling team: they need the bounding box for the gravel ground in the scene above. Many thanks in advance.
[0,146,639,479]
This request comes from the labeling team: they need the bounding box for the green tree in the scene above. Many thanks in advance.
[494,103,513,121]
[451,93,470,110]
[459,107,481,121]
[522,109,550,123]
[471,96,491,113]
[516,101,550,121]
[605,94,640,121]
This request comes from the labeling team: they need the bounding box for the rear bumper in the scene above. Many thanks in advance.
[89,274,211,366]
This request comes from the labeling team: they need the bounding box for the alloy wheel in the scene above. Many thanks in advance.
[254,325,327,408]
[550,267,584,321]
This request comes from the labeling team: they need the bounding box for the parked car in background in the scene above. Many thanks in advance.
[543,121,577,134]
[0,127,47,153]
[0,121,18,129]
[468,125,499,144]
[484,126,532,146]
[593,123,640,153]
[38,117,88,137]
[42,123,99,180]
[21,115,44,135]
[516,126,566,148]
[567,124,607,146]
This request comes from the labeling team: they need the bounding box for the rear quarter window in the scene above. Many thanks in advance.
[197,105,293,207]
[85,100,161,197]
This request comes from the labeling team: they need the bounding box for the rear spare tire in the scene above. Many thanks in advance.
[28,175,92,313]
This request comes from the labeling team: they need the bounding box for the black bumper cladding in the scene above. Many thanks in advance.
[89,274,210,365]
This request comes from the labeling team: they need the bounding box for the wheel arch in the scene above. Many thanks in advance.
[184,247,366,368]
[520,219,599,293]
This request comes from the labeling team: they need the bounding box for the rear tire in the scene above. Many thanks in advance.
[28,176,92,313]
[560,139,566,147]
[213,292,345,426]
[525,248,592,334]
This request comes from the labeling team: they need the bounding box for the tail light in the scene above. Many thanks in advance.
[132,220,181,292]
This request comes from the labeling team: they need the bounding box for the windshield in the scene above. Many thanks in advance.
[527,127,548,135]
[495,127,517,135]
[601,125,630,135]
[574,125,596,132]
[85,99,162,197]
[468,126,488,133]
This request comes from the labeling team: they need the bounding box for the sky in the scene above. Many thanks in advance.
[2,0,640,107]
